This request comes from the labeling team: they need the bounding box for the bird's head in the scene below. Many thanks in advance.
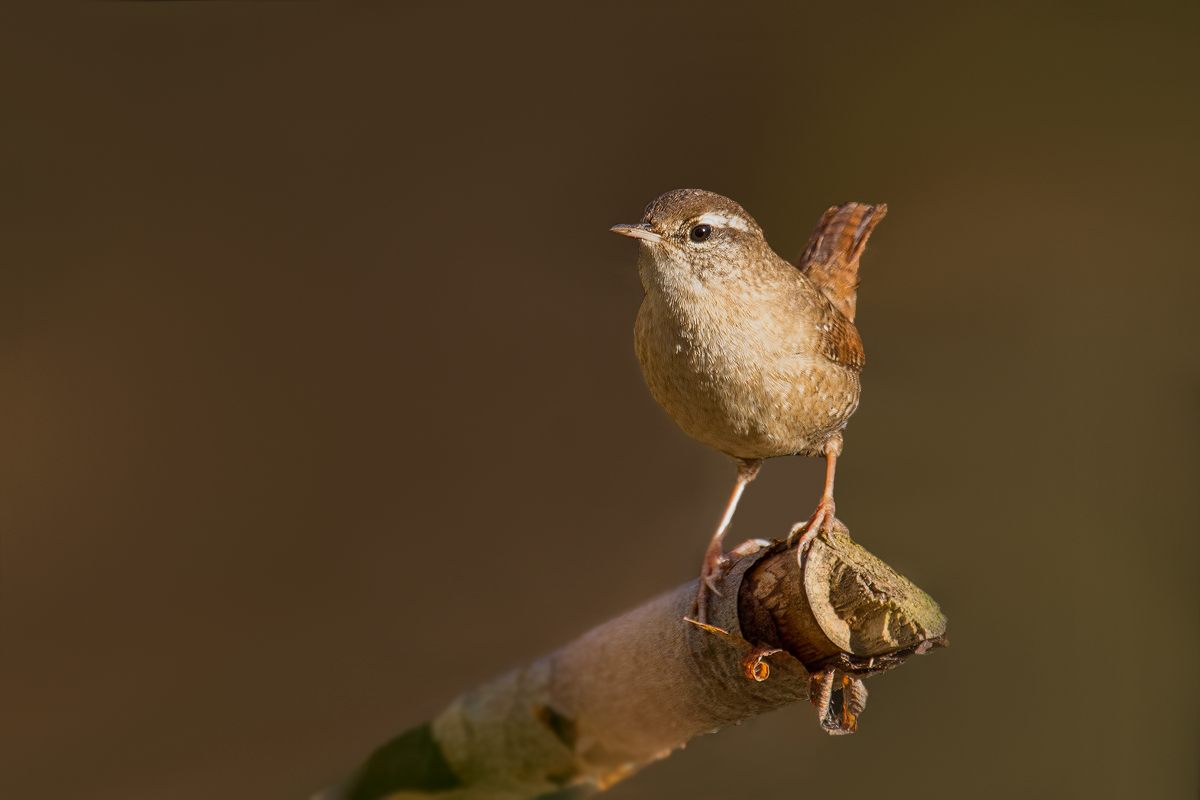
[611,189,769,291]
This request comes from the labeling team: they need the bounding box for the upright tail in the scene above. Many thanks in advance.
[795,203,887,322]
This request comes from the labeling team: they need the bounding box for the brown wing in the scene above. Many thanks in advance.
[816,303,865,372]
[796,202,887,323]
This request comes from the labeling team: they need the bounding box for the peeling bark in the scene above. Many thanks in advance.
[315,521,947,800]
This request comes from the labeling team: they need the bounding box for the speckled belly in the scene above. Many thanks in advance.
[635,306,860,460]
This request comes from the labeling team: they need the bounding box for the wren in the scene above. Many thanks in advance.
[611,189,886,621]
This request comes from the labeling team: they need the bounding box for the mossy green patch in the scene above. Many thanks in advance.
[344,722,462,800]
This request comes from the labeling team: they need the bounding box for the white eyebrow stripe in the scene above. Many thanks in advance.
[696,212,751,231]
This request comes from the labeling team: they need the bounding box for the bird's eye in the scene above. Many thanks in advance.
[689,224,712,242]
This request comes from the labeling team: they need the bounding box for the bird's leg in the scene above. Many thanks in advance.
[696,457,762,623]
[789,443,838,553]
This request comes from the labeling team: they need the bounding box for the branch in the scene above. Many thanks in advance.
[315,521,947,800]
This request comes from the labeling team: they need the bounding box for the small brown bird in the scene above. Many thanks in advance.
[611,189,886,620]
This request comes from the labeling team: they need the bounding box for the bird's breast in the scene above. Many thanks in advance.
[635,291,860,459]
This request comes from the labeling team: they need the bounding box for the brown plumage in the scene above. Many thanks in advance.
[797,202,886,323]
[611,189,886,620]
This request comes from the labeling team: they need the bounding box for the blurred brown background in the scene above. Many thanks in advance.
[3,2,1198,798]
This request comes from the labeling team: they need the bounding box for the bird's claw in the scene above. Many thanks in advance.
[702,541,729,591]
[696,541,733,622]
[787,498,836,552]
[696,537,772,622]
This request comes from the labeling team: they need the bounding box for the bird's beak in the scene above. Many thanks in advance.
[610,223,662,243]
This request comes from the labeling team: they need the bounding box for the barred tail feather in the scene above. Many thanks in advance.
[796,203,887,322]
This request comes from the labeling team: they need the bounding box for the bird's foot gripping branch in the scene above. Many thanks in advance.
[699,523,947,736]
[319,521,946,800]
